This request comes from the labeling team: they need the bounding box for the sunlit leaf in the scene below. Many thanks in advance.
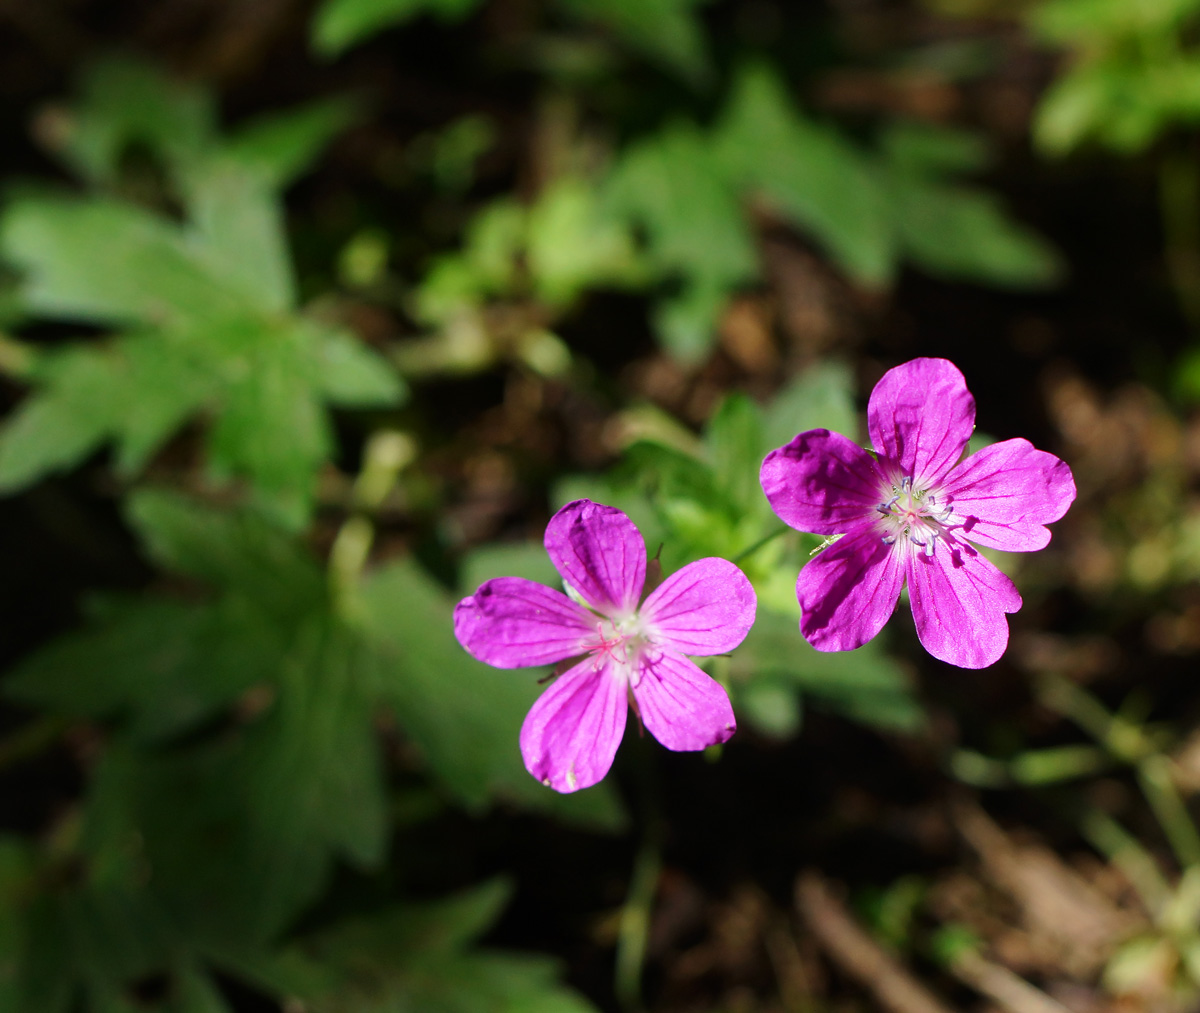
[0,197,244,327]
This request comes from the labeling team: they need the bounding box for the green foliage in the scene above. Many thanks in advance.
[2,488,614,1008]
[313,0,712,81]
[0,60,400,527]
[555,0,713,83]
[1030,0,1200,154]
[233,879,597,1012]
[713,65,1060,290]
[314,0,483,57]
[606,123,758,361]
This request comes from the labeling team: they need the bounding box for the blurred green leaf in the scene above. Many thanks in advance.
[461,542,561,592]
[557,0,712,82]
[761,360,857,451]
[313,0,483,56]
[526,176,642,307]
[607,122,757,361]
[182,159,296,314]
[223,97,360,187]
[714,65,894,286]
[731,609,923,735]
[81,619,387,949]
[54,56,216,186]
[1,196,243,327]
[126,489,326,611]
[5,597,282,742]
[316,326,408,407]
[706,394,766,515]
[0,346,122,491]
[237,880,598,1012]
[889,177,1063,288]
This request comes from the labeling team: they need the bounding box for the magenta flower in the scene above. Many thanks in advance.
[454,500,757,792]
[760,357,1075,669]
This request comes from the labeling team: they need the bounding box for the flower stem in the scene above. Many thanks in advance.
[732,526,790,565]
[615,829,662,1013]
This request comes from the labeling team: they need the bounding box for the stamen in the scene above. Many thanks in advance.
[881,534,896,545]
[877,494,901,514]
[901,476,912,492]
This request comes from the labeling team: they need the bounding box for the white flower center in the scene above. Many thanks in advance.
[875,475,955,556]
[588,616,650,680]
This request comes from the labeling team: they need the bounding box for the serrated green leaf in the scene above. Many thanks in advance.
[57,56,216,185]
[358,558,626,830]
[315,326,407,407]
[110,334,217,475]
[608,122,756,361]
[892,179,1063,288]
[236,880,598,1013]
[206,326,332,529]
[312,0,484,57]
[125,490,326,614]
[83,619,387,948]
[4,596,285,742]
[0,346,122,490]
[0,197,246,327]
[183,160,296,314]
[714,65,895,286]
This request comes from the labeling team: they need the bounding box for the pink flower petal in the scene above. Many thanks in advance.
[631,648,736,751]
[454,577,596,668]
[640,557,757,656]
[545,500,646,616]
[907,539,1022,669]
[519,656,628,792]
[797,523,905,652]
[941,438,1077,552]
[868,358,975,487]
[760,430,886,535]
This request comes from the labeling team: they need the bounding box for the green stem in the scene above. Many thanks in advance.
[615,830,662,1013]
[732,526,790,565]
[328,430,415,619]
[1138,754,1200,871]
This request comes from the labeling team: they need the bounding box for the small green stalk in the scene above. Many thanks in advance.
[329,430,416,620]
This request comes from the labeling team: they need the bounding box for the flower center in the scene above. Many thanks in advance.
[875,475,955,556]
[589,617,649,674]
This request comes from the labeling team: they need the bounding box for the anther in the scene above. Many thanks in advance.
[881,534,896,545]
